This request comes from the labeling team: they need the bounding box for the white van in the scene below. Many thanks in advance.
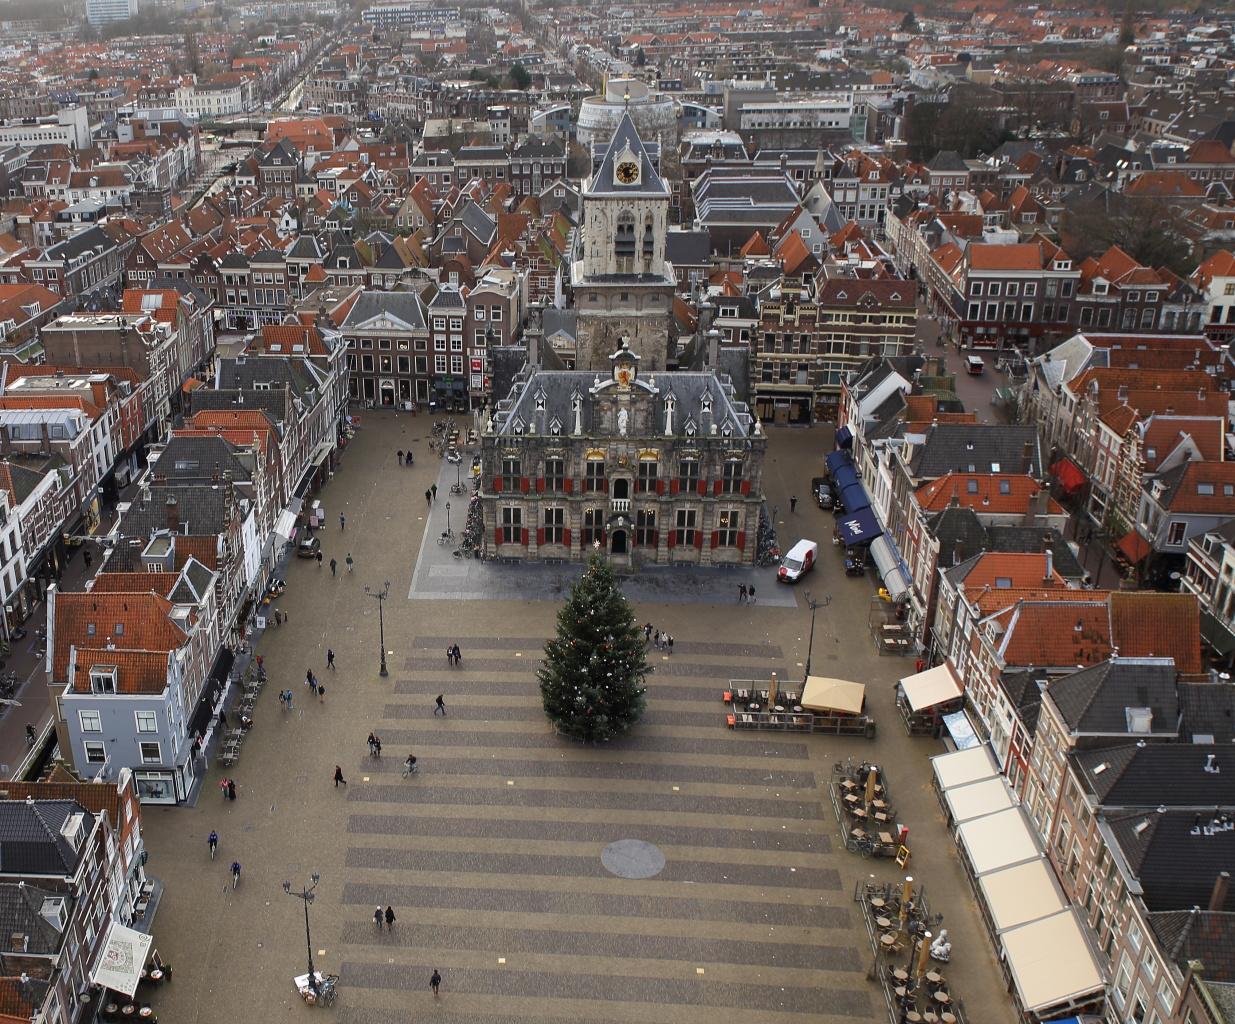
[778,539,819,583]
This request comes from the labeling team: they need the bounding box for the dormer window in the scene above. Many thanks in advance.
[549,418,562,436]
[90,667,117,694]
[534,392,547,412]
[700,394,712,414]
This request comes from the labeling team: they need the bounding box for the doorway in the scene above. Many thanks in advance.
[611,529,628,555]
[379,380,395,406]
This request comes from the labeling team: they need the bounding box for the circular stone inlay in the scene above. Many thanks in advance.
[601,839,666,879]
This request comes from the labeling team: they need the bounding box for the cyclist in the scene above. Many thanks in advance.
[402,754,418,777]
[207,831,219,859]
[230,861,241,888]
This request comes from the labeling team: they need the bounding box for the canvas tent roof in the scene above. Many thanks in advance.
[932,744,1001,791]
[977,859,1068,933]
[956,806,1041,876]
[943,776,1017,824]
[1000,909,1105,1014]
[900,664,962,712]
[800,676,866,715]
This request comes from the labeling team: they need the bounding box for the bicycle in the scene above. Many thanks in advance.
[317,974,340,1006]
[438,529,456,546]
[402,757,419,777]
[231,862,241,889]
[208,832,218,860]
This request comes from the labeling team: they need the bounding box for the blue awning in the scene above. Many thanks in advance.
[832,464,859,492]
[826,450,853,475]
[835,506,881,545]
[840,481,871,513]
[835,424,853,449]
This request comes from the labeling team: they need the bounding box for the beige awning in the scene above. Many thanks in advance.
[978,859,1068,933]
[944,776,1016,824]
[932,744,1000,791]
[800,676,866,715]
[1000,909,1106,1014]
[956,806,1041,876]
[90,922,154,998]
[899,664,962,712]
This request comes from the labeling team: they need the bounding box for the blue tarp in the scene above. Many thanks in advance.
[832,464,859,492]
[835,506,881,545]
[840,481,872,513]
[835,425,853,449]
[826,450,853,475]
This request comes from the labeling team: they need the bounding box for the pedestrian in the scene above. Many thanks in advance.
[915,657,925,674]
[367,732,377,756]
[431,483,438,501]
[306,668,314,688]
[284,689,294,710]
[315,549,323,568]
[279,689,287,709]
[373,735,382,758]
[318,683,325,703]
[435,693,447,716]
[790,495,798,513]
[330,557,337,576]
[25,724,35,748]
[430,969,441,997]
[346,553,354,573]
[654,630,662,649]
[451,643,461,665]
[739,583,747,603]
[748,584,756,604]
[309,677,319,696]
[274,609,283,627]
[446,645,454,667]
[334,765,347,787]
[374,907,383,930]
[644,622,653,642]
[667,634,674,655]
[227,779,236,801]
[397,450,404,466]
[339,512,346,531]
[218,708,228,729]
[327,648,335,670]
[425,488,432,506]
[83,548,93,570]
[385,905,396,931]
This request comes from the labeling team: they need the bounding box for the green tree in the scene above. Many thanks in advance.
[538,554,650,743]
[508,63,531,90]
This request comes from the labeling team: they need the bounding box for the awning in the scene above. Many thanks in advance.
[899,664,962,713]
[832,463,859,492]
[1050,457,1086,495]
[1201,608,1235,657]
[869,535,910,600]
[273,509,299,545]
[944,776,1016,825]
[90,922,154,998]
[835,507,881,545]
[942,709,980,749]
[956,805,1041,876]
[825,449,853,475]
[1116,530,1151,564]
[800,676,865,715]
[999,909,1105,1015]
[977,859,1067,933]
[932,744,1000,791]
[187,647,234,740]
[309,439,334,468]
[835,424,853,449]
[839,481,871,513]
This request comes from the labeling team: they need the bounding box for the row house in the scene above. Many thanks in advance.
[1191,249,1235,344]
[125,220,193,286]
[1074,244,1203,335]
[0,282,64,358]
[0,459,62,635]
[464,267,523,407]
[1135,460,1235,565]
[22,226,125,300]
[754,276,916,424]
[340,290,431,407]
[49,548,218,804]
[0,785,145,1023]
[509,136,567,197]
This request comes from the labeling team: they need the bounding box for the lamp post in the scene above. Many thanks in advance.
[803,591,830,681]
[283,872,321,995]
[446,501,452,537]
[363,581,391,677]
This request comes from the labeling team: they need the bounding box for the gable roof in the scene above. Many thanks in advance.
[588,112,668,197]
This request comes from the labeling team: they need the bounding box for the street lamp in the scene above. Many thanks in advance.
[363,581,391,677]
[282,872,321,995]
[446,501,452,537]
[803,591,830,681]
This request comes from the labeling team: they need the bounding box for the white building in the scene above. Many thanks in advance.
[86,0,137,26]
[0,107,92,150]
[173,81,252,118]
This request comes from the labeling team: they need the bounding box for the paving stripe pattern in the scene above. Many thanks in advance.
[339,635,872,1023]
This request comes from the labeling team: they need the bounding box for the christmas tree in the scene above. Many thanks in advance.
[538,553,650,742]
[460,493,483,554]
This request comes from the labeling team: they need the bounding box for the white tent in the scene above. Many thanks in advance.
[956,806,1040,876]
[800,676,866,715]
[899,664,962,712]
[1000,909,1106,1015]
[978,859,1068,932]
[90,922,154,998]
[931,743,1000,792]
[943,776,1016,825]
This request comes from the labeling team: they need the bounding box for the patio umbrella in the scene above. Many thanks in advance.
[864,766,879,808]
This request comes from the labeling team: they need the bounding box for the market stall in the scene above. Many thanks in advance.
[896,663,964,736]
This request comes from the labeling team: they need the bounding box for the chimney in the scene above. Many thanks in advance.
[1022,440,1035,473]
[1044,547,1053,582]
[165,495,179,532]
[1209,871,1230,913]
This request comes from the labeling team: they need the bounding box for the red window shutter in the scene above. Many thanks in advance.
[713,480,723,496]
[736,531,746,551]
[536,478,545,493]
[494,527,502,545]
[694,530,703,549]
[668,531,677,549]
[492,477,502,492]
[697,480,707,496]
[670,479,680,495]
[652,530,659,547]
[563,528,571,546]
[521,528,529,545]
[520,477,530,494]
[564,478,573,493]
[602,478,609,493]
[536,527,544,545]
[656,479,665,495]
[711,530,719,548]
[740,479,751,496]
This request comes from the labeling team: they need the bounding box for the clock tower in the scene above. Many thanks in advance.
[571,112,676,372]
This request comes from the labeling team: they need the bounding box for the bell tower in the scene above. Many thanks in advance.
[571,112,677,372]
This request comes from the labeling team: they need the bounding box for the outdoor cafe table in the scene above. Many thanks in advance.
[876,916,893,929]
[934,991,951,1006]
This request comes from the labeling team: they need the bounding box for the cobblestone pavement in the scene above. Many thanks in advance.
[142,410,1017,1024]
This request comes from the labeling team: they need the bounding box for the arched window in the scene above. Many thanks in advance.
[615,211,636,273]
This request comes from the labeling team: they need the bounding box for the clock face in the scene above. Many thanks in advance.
[615,160,639,184]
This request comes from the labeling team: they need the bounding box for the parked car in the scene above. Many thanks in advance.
[777,539,818,583]
[812,476,835,509]
[296,536,321,558]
